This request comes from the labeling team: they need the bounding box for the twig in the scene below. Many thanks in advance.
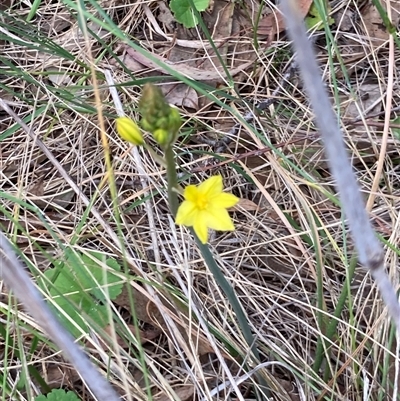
[191,136,317,174]
[281,0,400,332]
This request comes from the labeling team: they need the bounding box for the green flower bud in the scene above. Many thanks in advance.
[168,107,182,137]
[139,84,169,131]
[115,117,144,145]
[153,129,169,146]
[141,118,152,133]
[138,84,182,147]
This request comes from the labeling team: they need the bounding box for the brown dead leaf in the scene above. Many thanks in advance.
[274,378,301,401]
[343,83,383,121]
[39,363,80,389]
[118,50,145,73]
[257,0,313,39]
[114,285,163,324]
[121,45,254,82]
[27,177,45,199]
[335,7,355,32]
[86,324,161,350]
[361,0,400,43]
[107,324,160,346]
[27,176,75,209]
[160,83,198,109]
[155,385,195,401]
[204,1,234,59]
[0,88,13,103]
[234,198,260,212]
[156,1,176,31]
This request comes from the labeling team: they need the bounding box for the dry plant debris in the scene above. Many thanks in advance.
[362,0,400,43]
[1,0,400,400]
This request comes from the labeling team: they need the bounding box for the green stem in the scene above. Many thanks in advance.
[370,0,400,49]
[195,239,259,357]
[164,144,269,398]
[195,235,270,398]
[165,145,179,217]
[26,0,42,22]
[164,144,259,356]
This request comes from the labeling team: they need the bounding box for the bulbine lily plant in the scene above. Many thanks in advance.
[115,83,268,396]
[115,84,239,240]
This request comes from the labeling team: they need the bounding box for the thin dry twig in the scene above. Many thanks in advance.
[281,0,400,331]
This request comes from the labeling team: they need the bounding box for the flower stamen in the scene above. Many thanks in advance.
[196,196,208,210]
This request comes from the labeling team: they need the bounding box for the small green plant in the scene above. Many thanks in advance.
[35,389,80,401]
[169,0,210,28]
[305,1,334,30]
[42,250,123,337]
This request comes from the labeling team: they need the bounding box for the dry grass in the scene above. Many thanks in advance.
[1,0,400,400]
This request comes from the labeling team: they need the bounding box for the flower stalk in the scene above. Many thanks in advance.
[115,83,270,397]
[165,145,179,217]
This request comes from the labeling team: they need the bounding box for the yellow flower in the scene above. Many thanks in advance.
[115,117,144,145]
[176,175,239,244]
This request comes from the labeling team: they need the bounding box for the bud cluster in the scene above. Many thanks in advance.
[139,84,181,147]
[115,83,182,149]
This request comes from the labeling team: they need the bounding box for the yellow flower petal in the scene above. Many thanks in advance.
[183,185,199,203]
[193,216,208,244]
[205,208,235,231]
[212,193,239,208]
[176,201,197,226]
[198,175,223,198]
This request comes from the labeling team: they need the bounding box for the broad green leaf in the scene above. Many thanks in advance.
[43,250,123,336]
[170,0,210,28]
[65,250,123,300]
[35,389,80,401]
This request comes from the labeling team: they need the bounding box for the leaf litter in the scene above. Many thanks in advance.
[114,0,258,109]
